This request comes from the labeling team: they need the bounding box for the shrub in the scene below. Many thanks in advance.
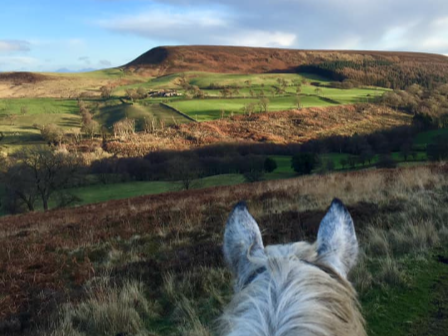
[263,157,277,173]
[377,154,397,169]
[244,169,264,183]
[291,153,319,175]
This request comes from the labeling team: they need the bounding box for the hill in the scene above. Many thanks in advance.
[102,104,411,156]
[1,165,448,335]
[126,46,448,88]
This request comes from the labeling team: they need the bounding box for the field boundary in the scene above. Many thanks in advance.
[161,102,197,122]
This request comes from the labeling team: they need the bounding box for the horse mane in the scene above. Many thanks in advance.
[218,250,366,336]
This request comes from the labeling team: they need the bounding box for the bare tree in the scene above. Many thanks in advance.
[137,87,147,99]
[295,96,302,109]
[0,163,39,211]
[1,148,80,211]
[82,120,100,139]
[20,106,29,115]
[38,124,65,146]
[243,102,257,116]
[258,98,270,113]
[17,147,80,211]
[100,86,113,99]
[125,89,139,103]
[170,159,202,191]
[113,118,135,139]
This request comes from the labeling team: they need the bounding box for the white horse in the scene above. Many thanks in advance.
[220,199,366,336]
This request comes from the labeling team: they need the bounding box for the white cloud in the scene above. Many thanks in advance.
[99,59,112,67]
[0,56,40,71]
[78,56,91,65]
[96,0,448,54]
[98,8,296,48]
[219,31,296,48]
[0,40,30,53]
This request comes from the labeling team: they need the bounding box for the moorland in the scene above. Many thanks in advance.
[1,46,448,335]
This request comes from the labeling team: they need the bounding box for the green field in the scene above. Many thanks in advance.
[0,71,389,151]
[414,128,448,146]
[97,102,190,129]
[50,174,245,209]
[40,151,428,212]
[166,95,335,121]
[0,98,80,152]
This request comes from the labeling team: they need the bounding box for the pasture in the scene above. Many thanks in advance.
[0,71,389,151]
[97,101,190,129]
[12,150,425,213]
[0,98,80,152]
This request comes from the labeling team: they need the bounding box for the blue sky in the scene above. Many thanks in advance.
[1,0,447,72]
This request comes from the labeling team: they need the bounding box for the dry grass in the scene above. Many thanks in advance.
[1,164,448,335]
[103,104,411,155]
[47,279,159,336]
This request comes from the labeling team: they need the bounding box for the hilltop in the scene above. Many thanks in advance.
[125,45,448,88]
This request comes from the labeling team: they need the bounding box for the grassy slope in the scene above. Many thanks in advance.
[363,249,448,336]
[38,149,429,212]
[2,166,447,335]
[0,71,388,151]
[60,174,245,207]
[0,98,80,152]
[166,95,334,121]
[96,101,189,129]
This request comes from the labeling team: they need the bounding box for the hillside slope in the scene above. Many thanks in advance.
[102,104,411,156]
[126,46,448,88]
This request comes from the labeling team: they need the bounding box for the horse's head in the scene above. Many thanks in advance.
[220,199,365,336]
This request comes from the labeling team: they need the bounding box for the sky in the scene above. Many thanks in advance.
[0,0,447,72]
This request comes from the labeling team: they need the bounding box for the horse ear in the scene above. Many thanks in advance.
[224,202,265,278]
[316,199,359,278]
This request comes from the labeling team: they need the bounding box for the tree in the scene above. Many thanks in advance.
[427,135,448,161]
[177,73,191,91]
[291,153,319,175]
[39,124,65,146]
[100,86,113,99]
[9,148,80,211]
[295,96,302,109]
[314,87,323,96]
[243,102,257,116]
[20,106,29,115]
[125,89,139,103]
[263,157,277,173]
[400,142,412,161]
[113,118,135,139]
[348,155,358,169]
[377,154,397,169]
[137,87,147,99]
[0,163,39,212]
[249,89,256,98]
[244,169,264,183]
[258,98,270,113]
[170,159,202,191]
[82,120,100,139]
